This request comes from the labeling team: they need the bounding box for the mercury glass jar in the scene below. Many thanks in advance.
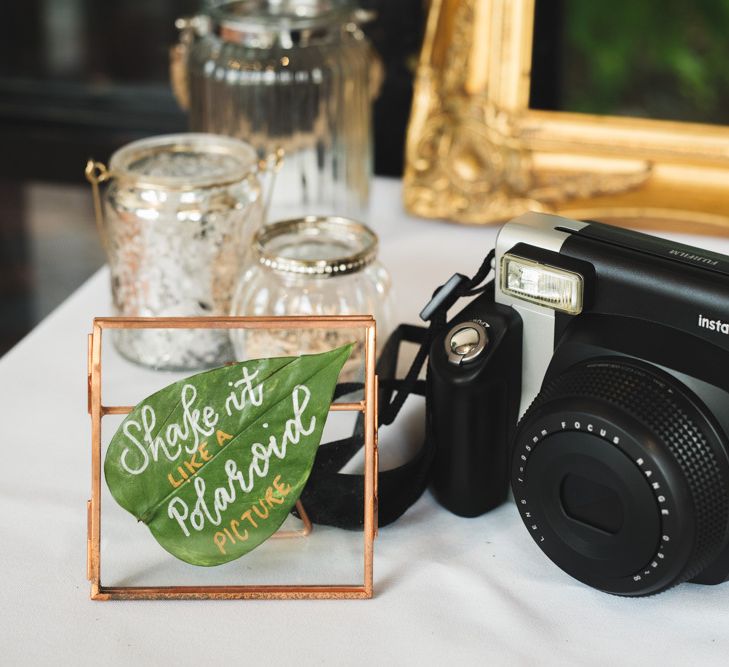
[86,133,276,370]
[172,0,378,220]
[230,216,393,380]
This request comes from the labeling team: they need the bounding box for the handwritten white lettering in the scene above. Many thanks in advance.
[225,367,263,416]
[120,372,251,475]
[167,385,316,537]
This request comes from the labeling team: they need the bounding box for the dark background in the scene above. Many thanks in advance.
[0,0,425,184]
[0,0,426,355]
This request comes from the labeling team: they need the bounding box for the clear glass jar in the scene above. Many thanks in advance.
[87,132,274,370]
[173,0,377,220]
[230,216,393,380]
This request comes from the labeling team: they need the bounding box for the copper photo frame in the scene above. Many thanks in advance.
[87,315,378,600]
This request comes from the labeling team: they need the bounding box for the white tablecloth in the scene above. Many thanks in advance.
[2,177,728,666]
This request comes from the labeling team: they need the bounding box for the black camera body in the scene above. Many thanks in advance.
[428,284,522,517]
[428,212,729,596]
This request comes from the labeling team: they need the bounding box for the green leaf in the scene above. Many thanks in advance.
[104,343,353,566]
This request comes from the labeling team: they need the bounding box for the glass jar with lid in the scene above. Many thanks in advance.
[229,216,393,380]
[172,0,379,220]
[86,132,279,370]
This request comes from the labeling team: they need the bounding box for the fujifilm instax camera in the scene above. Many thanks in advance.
[428,212,729,597]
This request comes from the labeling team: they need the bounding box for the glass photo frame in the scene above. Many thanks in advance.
[86,316,377,600]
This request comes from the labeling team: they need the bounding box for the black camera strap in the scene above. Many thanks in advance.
[301,250,496,528]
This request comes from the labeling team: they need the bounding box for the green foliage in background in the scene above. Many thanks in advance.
[563,0,729,123]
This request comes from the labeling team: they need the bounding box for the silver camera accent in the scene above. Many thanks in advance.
[494,212,588,416]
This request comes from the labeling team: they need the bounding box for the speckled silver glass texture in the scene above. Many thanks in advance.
[104,133,264,370]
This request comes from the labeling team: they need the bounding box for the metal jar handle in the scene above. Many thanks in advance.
[256,147,286,219]
[344,10,383,101]
[171,15,209,111]
[84,159,112,254]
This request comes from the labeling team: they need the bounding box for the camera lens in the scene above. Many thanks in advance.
[560,473,623,534]
[512,359,729,596]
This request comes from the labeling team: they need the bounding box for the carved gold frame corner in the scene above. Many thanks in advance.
[404,0,729,234]
[87,316,378,600]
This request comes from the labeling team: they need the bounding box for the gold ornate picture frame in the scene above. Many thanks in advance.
[87,315,378,600]
[404,0,729,233]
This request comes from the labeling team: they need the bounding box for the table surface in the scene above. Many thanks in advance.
[2,177,729,666]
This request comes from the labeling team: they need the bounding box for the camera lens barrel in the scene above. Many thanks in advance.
[512,359,729,596]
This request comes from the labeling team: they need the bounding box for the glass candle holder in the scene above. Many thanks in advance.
[173,0,379,220]
[230,215,393,380]
[86,132,279,370]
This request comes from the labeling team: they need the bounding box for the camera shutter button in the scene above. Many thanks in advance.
[446,321,489,365]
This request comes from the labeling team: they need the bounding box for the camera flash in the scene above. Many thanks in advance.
[501,254,583,314]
